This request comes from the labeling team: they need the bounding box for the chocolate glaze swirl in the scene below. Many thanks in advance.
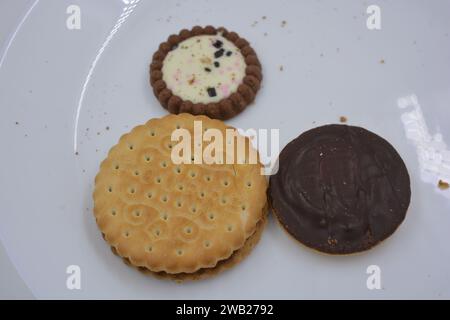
[269,125,411,254]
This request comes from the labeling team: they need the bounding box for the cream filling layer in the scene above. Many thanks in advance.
[162,35,246,104]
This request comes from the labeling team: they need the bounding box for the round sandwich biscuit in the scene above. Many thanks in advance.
[269,124,411,255]
[150,26,262,120]
[114,210,267,282]
[93,114,267,278]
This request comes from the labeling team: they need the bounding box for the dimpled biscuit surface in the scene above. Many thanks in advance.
[93,114,267,274]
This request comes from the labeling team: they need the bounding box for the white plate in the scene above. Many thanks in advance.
[1,0,450,299]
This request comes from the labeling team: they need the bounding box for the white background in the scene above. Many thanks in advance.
[1,0,450,299]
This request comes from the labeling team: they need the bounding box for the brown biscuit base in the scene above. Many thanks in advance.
[111,211,267,282]
[150,25,262,120]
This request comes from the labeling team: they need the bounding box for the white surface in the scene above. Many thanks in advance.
[1,0,450,299]
[0,240,33,299]
[0,0,36,300]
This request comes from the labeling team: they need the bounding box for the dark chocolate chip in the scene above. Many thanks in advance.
[226,51,232,56]
[213,40,223,49]
[214,48,225,58]
[171,44,178,50]
[207,87,217,97]
[214,61,220,68]
[204,67,211,72]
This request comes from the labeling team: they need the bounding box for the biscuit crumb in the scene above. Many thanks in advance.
[281,20,287,27]
[262,16,267,20]
[339,116,348,123]
[380,59,385,64]
[75,152,79,156]
[188,75,196,85]
[200,57,212,64]
[438,179,449,190]
[279,65,284,71]
[15,121,19,125]
[263,32,268,37]
[327,238,338,245]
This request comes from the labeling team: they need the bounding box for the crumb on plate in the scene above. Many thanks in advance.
[438,179,449,190]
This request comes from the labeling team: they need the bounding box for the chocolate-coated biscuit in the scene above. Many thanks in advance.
[269,124,411,254]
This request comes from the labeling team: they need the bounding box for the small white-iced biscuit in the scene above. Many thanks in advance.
[162,35,246,104]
